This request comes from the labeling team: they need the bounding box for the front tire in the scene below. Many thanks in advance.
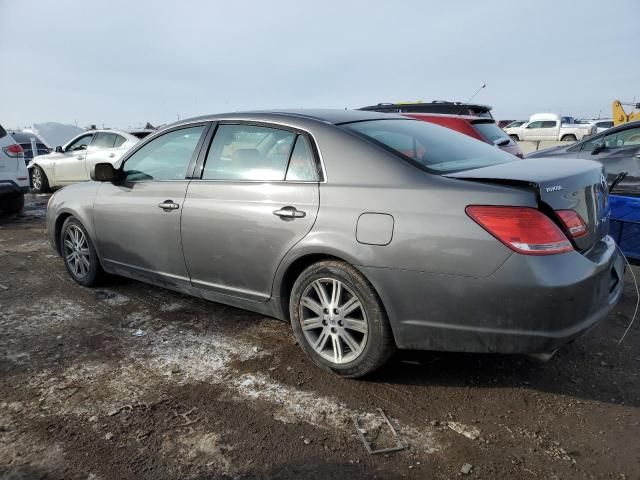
[0,193,24,214]
[31,165,51,193]
[60,217,104,287]
[290,260,395,378]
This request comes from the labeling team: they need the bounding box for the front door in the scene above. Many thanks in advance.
[93,124,208,289]
[577,126,640,195]
[181,123,321,301]
[55,133,94,183]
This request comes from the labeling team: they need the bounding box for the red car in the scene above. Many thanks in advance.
[404,113,524,158]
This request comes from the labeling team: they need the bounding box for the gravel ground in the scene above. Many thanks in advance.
[1,193,639,480]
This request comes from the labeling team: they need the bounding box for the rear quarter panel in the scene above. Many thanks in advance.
[276,125,537,282]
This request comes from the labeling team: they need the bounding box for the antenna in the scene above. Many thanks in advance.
[456,83,486,115]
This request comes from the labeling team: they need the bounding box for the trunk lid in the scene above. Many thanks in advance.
[446,158,609,252]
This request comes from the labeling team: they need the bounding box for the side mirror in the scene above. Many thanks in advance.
[91,162,118,182]
[592,142,606,155]
[55,146,63,153]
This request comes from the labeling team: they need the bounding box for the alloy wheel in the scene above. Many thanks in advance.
[299,278,368,364]
[32,168,42,189]
[63,225,91,279]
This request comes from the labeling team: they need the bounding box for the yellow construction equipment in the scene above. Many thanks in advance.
[612,100,640,126]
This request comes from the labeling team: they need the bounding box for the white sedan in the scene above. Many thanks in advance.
[28,129,152,192]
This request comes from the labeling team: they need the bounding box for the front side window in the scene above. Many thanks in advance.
[344,119,515,173]
[93,132,117,149]
[527,121,542,129]
[66,134,94,152]
[123,126,205,182]
[202,124,296,181]
[286,135,318,181]
[604,127,640,148]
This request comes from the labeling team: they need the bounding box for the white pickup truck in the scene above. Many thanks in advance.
[504,113,596,142]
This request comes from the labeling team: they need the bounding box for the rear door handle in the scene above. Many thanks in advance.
[273,206,306,218]
[158,200,180,211]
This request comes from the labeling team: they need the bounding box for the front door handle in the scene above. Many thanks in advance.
[158,200,180,211]
[108,153,116,158]
[273,206,306,218]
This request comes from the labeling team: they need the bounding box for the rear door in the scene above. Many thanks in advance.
[541,120,559,140]
[85,132,128,177]
[55,133,94,183]
[181,122,321,302]
[577,126,640,195]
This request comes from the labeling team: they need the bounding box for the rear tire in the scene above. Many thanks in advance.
[289,260,395,378]
[60,217,104,287]
[0,193,24,214]
[561,134,577,142]
[31,165,50,193]
[509,134,519,141]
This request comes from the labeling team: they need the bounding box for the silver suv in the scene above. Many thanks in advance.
[0,124,29,214]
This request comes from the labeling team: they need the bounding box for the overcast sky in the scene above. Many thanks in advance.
[1,0,638,129]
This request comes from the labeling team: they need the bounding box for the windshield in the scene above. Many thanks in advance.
[472,121,512,145]
[343,119,516,173]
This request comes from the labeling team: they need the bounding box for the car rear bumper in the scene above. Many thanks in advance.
[0,180,28,196]
[361,235,624,354]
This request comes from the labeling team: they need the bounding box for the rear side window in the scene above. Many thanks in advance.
[286,135,318,181]
[472,122,511,145]
[113,135,127,147]
[123,126,205,182]
[344,119,515,173]
[202,124,296,181]
[93,132,117,149]
[541,121,557,128]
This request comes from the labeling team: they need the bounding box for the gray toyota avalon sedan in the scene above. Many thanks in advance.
[46,109,624,377]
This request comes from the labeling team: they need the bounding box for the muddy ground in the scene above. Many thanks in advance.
[1,193,639,480]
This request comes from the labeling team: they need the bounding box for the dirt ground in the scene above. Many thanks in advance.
[1,193,639,480]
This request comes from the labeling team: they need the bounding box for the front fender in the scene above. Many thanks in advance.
[47,182,100,257]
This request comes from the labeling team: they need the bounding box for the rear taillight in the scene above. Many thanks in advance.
[2,144,24,158]
[556,210,587,238]
[466,205,573,255]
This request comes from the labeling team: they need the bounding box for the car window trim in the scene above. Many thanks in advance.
[119,122,212,184]
[192,120,325,183]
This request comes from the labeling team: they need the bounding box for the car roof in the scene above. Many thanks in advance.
[9,131,46,142]
[165,109,407,130]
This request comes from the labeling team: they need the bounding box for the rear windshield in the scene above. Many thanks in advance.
[343,119,516,173]
[472,121,512,146]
